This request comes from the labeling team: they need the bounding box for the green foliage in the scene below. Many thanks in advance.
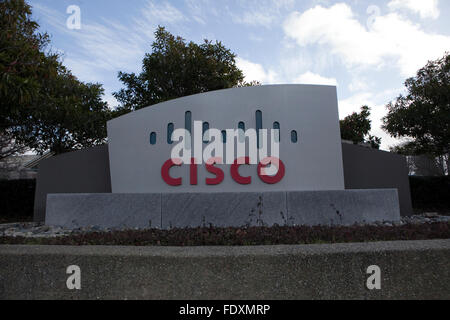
[1,0,111,155]
[340,105,381,149]
[113,26,245,113]
[12,69,112,154]
[383,53,450,158]
[0,0,59,128]
[390,141,418,155]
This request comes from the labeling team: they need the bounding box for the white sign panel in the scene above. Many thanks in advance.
[107,85,345,193]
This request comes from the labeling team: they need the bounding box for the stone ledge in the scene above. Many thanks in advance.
[0,240,448,299]
[45,189,400,229]
[46,193,161,229]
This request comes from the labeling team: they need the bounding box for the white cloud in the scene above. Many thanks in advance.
[338,88,407,151]
[339,92,375,119]
[248,33,264,42]
[236,58,278,84]
[283,3,450,76]
[33,1,187,74]
[232,11,276,27]
[388,0,440,19]
[348,80,368,92]
[294,71,337,86]
[139,0,187,24]
[185,0,217,25]
[229,0,295,28]
[103,94,120,109]
[32,0,191,107]
[133,1,188,39]
[74,21,145,72]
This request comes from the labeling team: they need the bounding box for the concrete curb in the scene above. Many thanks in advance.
[1,240,449,300]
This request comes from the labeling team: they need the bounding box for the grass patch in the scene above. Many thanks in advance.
[0,222,449,246]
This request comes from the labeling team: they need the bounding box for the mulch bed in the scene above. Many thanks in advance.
[1,222,449,246]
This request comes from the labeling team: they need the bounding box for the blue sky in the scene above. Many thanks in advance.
[29,0,450,150]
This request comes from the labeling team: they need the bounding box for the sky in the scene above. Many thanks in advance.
[29,0,450,150]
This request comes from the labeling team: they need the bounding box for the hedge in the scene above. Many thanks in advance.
[0,179,35,221]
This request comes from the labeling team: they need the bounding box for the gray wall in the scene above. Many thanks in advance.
[1,240,449,299]
[342,143,413,216]
[33,145,111,222]
[33,143,413,222]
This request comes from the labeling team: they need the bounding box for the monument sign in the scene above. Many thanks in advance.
[42,85,401,229]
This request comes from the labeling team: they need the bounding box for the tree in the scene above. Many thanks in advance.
[383,53,450,174]
[1,0,111,155]
[0,0,58,126]
[0,133,26,160]
[340,106,381,149]
[114,26,245,113]
[12,68,111,154]
[0,0,58,158]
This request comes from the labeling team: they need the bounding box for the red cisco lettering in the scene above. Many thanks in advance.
[230,157,252,185]
[205,158,224,185]
[161,158,182,186]
[161,157,285,186]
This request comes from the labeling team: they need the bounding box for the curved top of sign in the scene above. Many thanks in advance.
[107,84,345,193]
[108,84,337,123]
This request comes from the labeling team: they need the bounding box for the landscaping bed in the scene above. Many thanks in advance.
[1,219,449,246]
